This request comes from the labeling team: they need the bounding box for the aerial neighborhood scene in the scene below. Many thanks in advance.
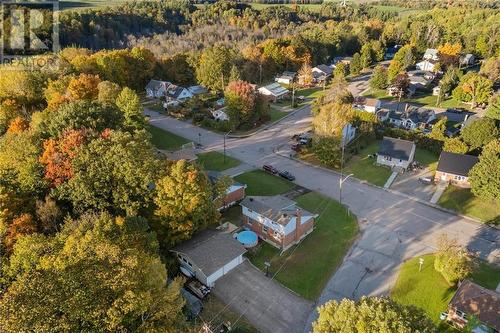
[1,0,500,332]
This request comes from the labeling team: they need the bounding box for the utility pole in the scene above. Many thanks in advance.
[291,83,296,108]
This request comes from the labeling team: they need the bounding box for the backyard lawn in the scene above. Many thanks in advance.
[234,170,295,196]
[196,151,241,171]
[415,148,439,171]
[247,192,358,300]
[199,296,258,333]
[438,186,500,225]
[147,125,190,150]
[343,141,392,187]
[392,255,500,331]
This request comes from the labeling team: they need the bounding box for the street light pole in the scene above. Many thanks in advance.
[224,130,232,164]
[339,173,354,206]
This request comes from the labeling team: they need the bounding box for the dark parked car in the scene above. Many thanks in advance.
[278,170,295,181]
[263,164,278,174]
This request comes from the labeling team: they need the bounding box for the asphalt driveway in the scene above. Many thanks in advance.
[212,260,313,333]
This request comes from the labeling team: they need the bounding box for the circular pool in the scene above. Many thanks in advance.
[236,230,258,248]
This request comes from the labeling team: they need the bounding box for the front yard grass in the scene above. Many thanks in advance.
[196,151,241,171]
[147,125,190,150]
[199,295,259,333]
[391,254,500,331]
[343,141,392,187]
[234,170,295,196]
[269,108,289,122]
[246,192,358,300]
[438,186,500,225]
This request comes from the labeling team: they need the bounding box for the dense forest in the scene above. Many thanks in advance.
[0,0,499,332]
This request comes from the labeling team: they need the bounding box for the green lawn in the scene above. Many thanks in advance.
[196,151,241,172]
[200,296,258,333]
[297,87,325,100]
[343,141,392,187]
[362,89,465,109]
[247,192,358,300]
[234,170,295,196]
[438,186,500,225]
[147,125,190,150]
[269,108,289,122]
[392,254,500,331]
[415,148,439,171]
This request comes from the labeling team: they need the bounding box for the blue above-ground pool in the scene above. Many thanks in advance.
[236,230,258,248]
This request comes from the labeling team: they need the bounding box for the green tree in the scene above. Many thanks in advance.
[229,64,241,82]
[39,100,123,138]
[56,130,159,216]
[469,139,500,200]
[97,80,121,104]
[313,296,435,333]
[333,62,348,79]
[153,160,217,246]
[369,65,388,89]
[485,93,500,120]
[387,60,403,82]
[116,87,147,131]
[350,53,362,75]
[313,102,355,138]
[428,117,447,142]
[360,44,374,69]
[479,56,500,83]
[434,234,477,285]
[298,62,313,86]
[0,212,187,332]
[313,137,342,169]
[443,138,469,154]
[460,117,499,150]
[196,45,237,91]
[393,44,416,69]
[452,73,493,107]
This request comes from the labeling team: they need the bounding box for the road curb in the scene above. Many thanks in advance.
[273,147,498,232]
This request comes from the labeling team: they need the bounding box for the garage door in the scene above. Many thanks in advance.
[206,255,242,286]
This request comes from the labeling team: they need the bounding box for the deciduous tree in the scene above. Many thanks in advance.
[460,117,499,150]
[6,117,29,134]
[443,138,469,154]
[67,74,101,101]
[350,53,362,75]
[153,160,217,246]
[469,139,500,200]
[196,45,237,91]
[369,65,388,89]
[313,296,435,333]
[479,56,500,83]
[224,80,257,128]
[452,72,493,107]
[485,92,500,120]
[435,234,477,285]
[298,62,313,86]
[115,87,146,131]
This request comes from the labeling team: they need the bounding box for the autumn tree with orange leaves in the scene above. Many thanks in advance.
[39,129,88,187]
[4,213,38,253]
[6,117,29,134]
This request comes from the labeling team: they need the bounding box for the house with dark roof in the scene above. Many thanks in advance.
[434,152,479,187]
[386,105,436,130]
[275,71,296,85]
[377,137,416,170]
[446,280,500,332]
[207,171,246,210]
[171,230,246,287]
[240,196,317,250]
[145,79,169,98]
[311,64,333,83]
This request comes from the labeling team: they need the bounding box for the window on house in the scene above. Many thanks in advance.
[263,225,268,233]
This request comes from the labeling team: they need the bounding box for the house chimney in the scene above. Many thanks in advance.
[294,209,302,242]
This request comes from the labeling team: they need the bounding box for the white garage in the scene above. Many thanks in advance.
[171,230,247,287]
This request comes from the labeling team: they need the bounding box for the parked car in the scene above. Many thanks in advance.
[263,164,278,174]
[278,170,295,181]
[419,177,433,184]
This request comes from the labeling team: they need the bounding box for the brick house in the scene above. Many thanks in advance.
[207,171,246,210]
[446,280,500,332]
[240,196,317,251]
[434,151,479,187]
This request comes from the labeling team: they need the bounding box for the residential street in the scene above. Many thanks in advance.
[145,102,499,333]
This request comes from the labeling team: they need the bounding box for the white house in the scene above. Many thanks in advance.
[377,137,416,171]
[416,59,437,72]
[258,83,289,102]
[145,80,169,98]
[165,84,193,102]
[275,71,296,85]
[460,54,475,67]
[312,64,333,83]
[386,105,436,130]
[408,70,435,89]
[171,230,246,287]
[353,97,381,113]
[423,48,439,61]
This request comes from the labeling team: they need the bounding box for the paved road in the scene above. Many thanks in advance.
[145,106,499,332]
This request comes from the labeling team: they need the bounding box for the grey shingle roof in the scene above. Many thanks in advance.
[436,151,479,177]
[314,64,333,75]
[172,230,246,277]
[378,137,415,160]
